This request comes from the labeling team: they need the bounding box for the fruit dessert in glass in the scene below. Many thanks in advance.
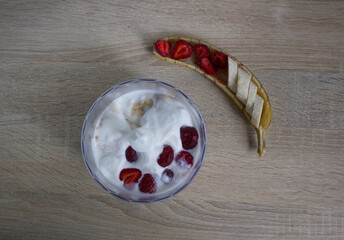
[81,79,206,202]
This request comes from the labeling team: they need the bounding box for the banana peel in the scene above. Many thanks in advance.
[153,36,272,157]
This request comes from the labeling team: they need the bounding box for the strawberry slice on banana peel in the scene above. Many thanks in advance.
[153,36,272,157]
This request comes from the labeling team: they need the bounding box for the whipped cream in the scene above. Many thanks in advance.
[92,89,201,196]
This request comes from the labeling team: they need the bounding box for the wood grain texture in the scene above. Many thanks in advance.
[0,0,344,239]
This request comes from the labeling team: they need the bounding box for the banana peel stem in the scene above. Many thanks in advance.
[256,127,266,158]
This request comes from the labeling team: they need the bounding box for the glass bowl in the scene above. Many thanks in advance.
[81,79,206,203]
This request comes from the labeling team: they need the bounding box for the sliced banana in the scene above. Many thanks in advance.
[251,95,264,128]
[153,36,272,157]
[245,81,258,115]
[236,68,251,104]
[227,57,238,93]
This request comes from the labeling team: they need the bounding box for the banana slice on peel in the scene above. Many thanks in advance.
[153,36,271,157]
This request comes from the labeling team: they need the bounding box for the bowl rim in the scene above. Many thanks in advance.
[81,78,207,203]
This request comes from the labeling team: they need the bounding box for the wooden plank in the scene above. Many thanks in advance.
[1,191,344,240]
[0,0,344,239]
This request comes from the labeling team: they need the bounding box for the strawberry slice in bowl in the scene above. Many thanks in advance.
[180,126,199,150]
[175,151,194,170]
[139,173,157,194]
[157,145,174,167]
[125,146,138,163]
[161,169,174,184]
[119,168,142,190]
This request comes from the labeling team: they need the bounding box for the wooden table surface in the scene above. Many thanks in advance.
[1,1,344,239]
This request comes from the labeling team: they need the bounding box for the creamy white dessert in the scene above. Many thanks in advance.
[91,89,201,196]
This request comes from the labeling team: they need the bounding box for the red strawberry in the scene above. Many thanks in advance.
[211,52,228,68]
[125,146,138,163]
[200,57,216,75]
[119,168,142,190]
[155,40,171,57]
[180,126,199,150]
[161,169,174,184]
[175,151,194,170]
[139,173,157,193]
[171,40,192,60]
[157,145,174,167]
[193,44,210,58]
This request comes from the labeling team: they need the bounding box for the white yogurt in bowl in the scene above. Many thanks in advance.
[81,79,206,202]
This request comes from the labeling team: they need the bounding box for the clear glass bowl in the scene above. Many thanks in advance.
[81,79,206,203]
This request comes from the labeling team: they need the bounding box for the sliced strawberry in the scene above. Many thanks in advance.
[175,151,194,170]
[180,126,199,150]
[195,57,202,67]
[200,57,216,75]
[211,52,228,68]
[171,40,192,60]
[155,40,171,57]
[119,168,142,190]
[157,145,174,167]
[193,44,210,58]
[161,169,174,184]
[125,146,138,163]
[139,173,157,193]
